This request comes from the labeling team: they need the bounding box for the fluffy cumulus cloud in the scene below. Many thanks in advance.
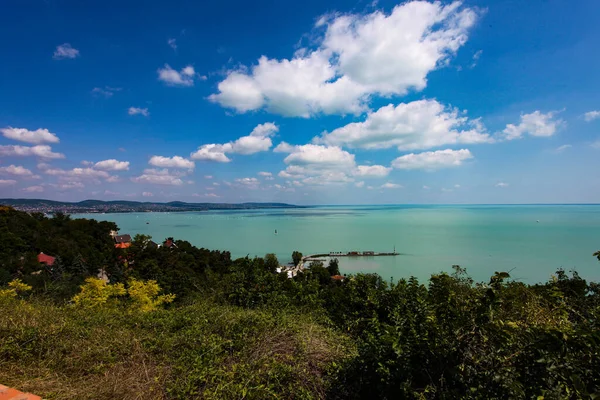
[0,165,40,178]
[258,171,272,177]
[502,111,564,140]
[584,111,600,122]
[157,64,197,87]
[235,177,260,189]
[191,123,278,162]
[316,100,491,150]
[275,142,392,184]
[276,143,358,185]
[1,127,60,144]
[0,145,64,159]
[53,43,79,59]
[190,144,231,163]
[392,149,473,170]
[128,107,150,117]
[22,185,44,193]
[149,155,195,169]
[93,159,130,171]
[131,168,187,186]
[209,1,478,117]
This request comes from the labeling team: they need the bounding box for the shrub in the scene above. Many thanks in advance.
[71,277,126,308]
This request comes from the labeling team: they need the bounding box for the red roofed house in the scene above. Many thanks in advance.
[37,252,55,266]
[114,234,132,249]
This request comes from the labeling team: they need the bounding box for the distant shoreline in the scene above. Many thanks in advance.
[0,198,303,214]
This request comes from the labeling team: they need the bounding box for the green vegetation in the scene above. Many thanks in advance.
[1,206,600,399]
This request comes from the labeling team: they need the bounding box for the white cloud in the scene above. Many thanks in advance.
[355,181,365,188]
[92,86,121,98]
[149,155,194,169]
[213,182,220,186]
[381,182,402,189]
[592,140,600,149]
[204,175,213,179]
[354,165,391,177]
[503,111,564,140]
[43,167,111,180]
[555,144,572,153]
[104,190,119,196]
[142,191,154,197]
[229,122,279,155]
[49,181,85,190]
[273,142,295,153]
[236,177,259,184]
[281,143,355,167]
[93,159,130,171]
[258,171,273,177]
[168,38,177,50]
[131,169,185,186]
[128,107,150,117]
[193,193,220,198]
[0,145,64,159]
[209,1,478,117]
[191,123,278,161]
[105,176,121,183]
[157,64,196,87]
[316,100,491,150]
[495,182,509,187]
[22,185,44,193]
[454,184,461,188]
[190,144,231,162]
[392,149,473,170]
[53,43,79,59]
[423,185,430,189]
[1,127,60,144]
[0,165,39,178]
[470,49,483,68]
[0,179,17,186]
[584,111,600,122]
[277,143,358,185]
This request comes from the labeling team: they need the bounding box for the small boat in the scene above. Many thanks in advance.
[146,222,150,224]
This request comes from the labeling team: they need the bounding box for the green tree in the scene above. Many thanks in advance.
[264,253,279,272]
[327,258,340,276]
[292,251,303,266]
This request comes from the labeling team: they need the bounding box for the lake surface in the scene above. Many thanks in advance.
[75,205,600,284]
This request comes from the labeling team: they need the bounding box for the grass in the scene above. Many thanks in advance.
[0,297,354,399]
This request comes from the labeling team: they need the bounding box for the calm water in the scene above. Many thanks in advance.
[75,205,600,284]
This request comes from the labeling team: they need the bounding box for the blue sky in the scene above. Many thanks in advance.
[1,0,599,204]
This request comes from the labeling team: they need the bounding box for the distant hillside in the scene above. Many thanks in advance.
[0,198,302,213]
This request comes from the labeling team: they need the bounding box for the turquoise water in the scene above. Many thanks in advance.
[75,205,600,284]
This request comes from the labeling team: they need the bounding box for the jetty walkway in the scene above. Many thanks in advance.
[296,250,400,270]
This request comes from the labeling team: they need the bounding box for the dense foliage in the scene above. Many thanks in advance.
[1,206,600,399]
